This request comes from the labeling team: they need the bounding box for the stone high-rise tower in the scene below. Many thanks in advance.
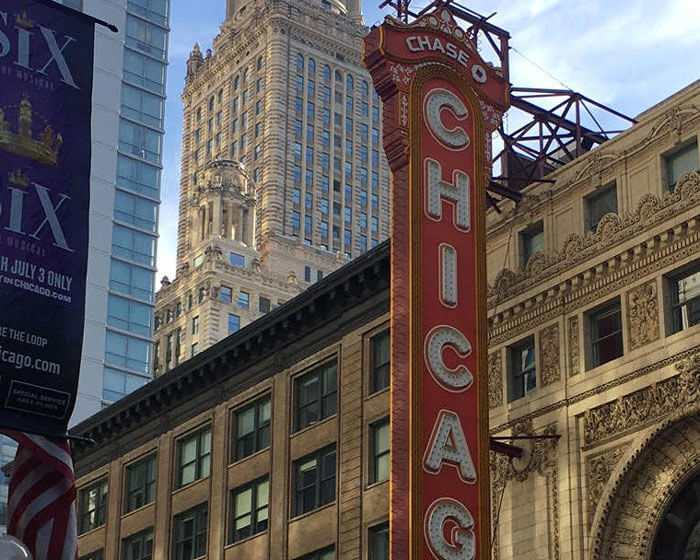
[153,0,390,374]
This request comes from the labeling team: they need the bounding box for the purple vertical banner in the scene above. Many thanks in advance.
[0,0,93,436]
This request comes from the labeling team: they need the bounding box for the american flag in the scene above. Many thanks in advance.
[2,431,77,560]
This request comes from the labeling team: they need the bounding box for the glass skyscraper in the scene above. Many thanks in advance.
[104,0,169,404]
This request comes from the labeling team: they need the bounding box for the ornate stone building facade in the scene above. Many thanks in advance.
[153,0,391,375]
[71,81,700,559]
[486,80,700,559]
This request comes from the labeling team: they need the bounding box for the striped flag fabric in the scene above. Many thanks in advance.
[2,431,77,560]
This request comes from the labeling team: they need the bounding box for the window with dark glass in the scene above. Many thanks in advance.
[173,503,208,560]
[294,360,338,431]
[293,445,336,516]
[176,426,211,488]
[371,329,390,393]
[122,528,153,560]
[370,418,390,484]
[124,454,156,513]
[229,477,269,543]
[508,336,536,401]
[665,140,698,191]
[296,546,335,560]
[79,551,104,560]
[369,522,389,560]
[78,478,108,534]
[588,298,623,368]
[519,221,544,268]
[668,263,700,333]
[259,296,271,313]
[233,395,271,461]
[585,183,617,233]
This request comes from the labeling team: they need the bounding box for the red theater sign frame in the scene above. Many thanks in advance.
[364,9,508,560]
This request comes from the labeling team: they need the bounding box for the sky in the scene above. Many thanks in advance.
[156,0,700,281]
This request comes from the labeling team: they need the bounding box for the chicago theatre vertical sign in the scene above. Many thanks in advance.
[364,9,507,559]
[0,0,93,437]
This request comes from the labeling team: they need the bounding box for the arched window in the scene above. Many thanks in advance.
[335,70,342,83]
[296,54,304,71]
[208,96,214,111]
[308,58,315,74]
[243,67,249,82]
[257,56,263,71]
[361,80,369,96]
[323,65,331,81]
[346,74,354,90]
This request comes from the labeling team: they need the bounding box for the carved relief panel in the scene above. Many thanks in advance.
[626,279,660,351]
[568,316,580,376]
[489,350,503,409]
[539,323,560,386]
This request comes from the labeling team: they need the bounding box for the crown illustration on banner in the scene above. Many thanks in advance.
[0,95,63,166]
[14,12,36,29]
[8,169,29,187]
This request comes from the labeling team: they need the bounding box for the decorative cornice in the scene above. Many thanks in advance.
[488,171,700,309]
[582,349,700,447]
[489,344,700,436]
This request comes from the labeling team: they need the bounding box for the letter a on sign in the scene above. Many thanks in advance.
[423,409,476,483]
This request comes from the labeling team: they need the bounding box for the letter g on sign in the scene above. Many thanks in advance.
[424,498,475,560]
[423,88,470,151]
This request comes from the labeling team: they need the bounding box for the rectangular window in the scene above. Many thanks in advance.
[508,336,536,401]
[668,263,700,333]
[230,477,269,543]
[293,445,336,516]
[588,299,623,368]
[229,252,245,267]
[173,503,208,560]
[519,221,544,268]
[259,296,271,313]
[294,360,338,431]
[78,478,108,534]
[238,291,250,309]
[585,183,618,233]
[79,551,104,560]
[360,124,368,141]
[220,285,232,303]
[233,395,271,461]
[176,426,212,488]
[296,547,335,560]
[192,316,199,334]
[191,343,198,357]
[665,140,698,191]
[122,528,153,560]
[229,313,241,333]
[370,418,390,484]
[371,329,390,393]
[369,522,389,560]
[124,454,156,513]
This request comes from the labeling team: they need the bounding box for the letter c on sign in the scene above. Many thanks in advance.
[424,498,475,560]
[424,325,473,392]
[423,88,470,151]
